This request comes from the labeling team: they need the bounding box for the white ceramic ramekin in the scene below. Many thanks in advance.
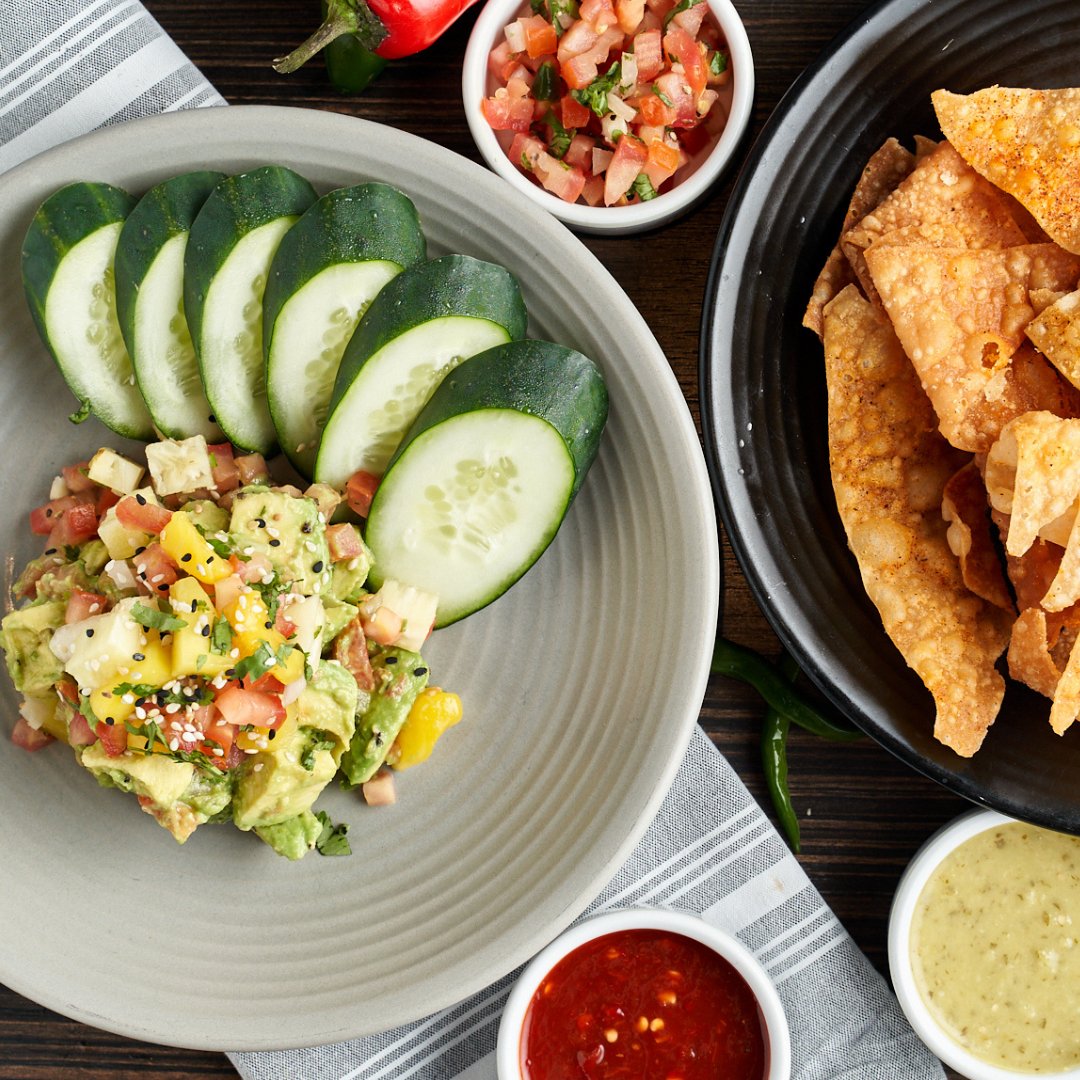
[889,808,1080,1080]
[462,0,754,234]
[495,906,791,1079]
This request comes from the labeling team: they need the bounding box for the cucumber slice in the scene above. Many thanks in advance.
[184,166,317,454]
[114,170,226,441]
[264,183,427,479]
[365,339,609,627]
[314,254,528,490]
[21,181,154,439]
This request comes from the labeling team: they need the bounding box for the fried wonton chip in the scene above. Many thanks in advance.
[822,284,1010,756]
[1050,635,1080,735]
[1008,607,1062,700]
[985,411,1080,611]
[864,243,1080,450]
[941,461,1013,612]
[1026,288,1080,389]
[841,141,1028,306]
[803,138,916,338]
[932,86,1080,255]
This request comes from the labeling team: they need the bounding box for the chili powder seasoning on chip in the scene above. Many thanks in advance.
[519,928,767,1079]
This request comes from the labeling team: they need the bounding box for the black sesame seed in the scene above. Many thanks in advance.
[268,729,276,740]
[190,600,198,612]
[301,522,312,534]
[374,731,384,746]
[135,493,147,506]
[157,583,169,592]
[44,548,57,555]
[225,668,236,677]
[201,625,211,637]
[105,717,114,726]
[255,518,266,528]
[413,667,428,677]
[384,656,398,665]
[135,545,147,555]
[44,508,53,518]
[312,560,324,573]
[264,621,273,630]
[85,628,95,638]
[133,653,145,661]
[206,555,215,564]
[181,553,193,562]
[269,538,281,547]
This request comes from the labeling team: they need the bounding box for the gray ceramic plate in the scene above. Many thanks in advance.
[0,106,719,1050]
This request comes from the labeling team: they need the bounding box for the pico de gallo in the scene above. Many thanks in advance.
[481,0,732,206]
[1,436,462,859]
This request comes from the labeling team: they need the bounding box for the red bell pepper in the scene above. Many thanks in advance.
[275,0,482,71]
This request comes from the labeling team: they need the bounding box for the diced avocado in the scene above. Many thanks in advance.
[255,810,322,860]
[32,561,96,604]
[232,663,357,829]
[182,769,234,821]
[180,498,231,536]
[340,646,428,786]
[0,601,65,695]
[322,597,358,645]
[229,487,332,593]
[79,741,195,808]
[79,539,109,576]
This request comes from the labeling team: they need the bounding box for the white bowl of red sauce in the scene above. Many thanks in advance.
[462,0,754,234]
[889,809,1080,1080]
[496,906,791,1079]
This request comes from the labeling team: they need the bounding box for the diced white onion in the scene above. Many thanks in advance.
[606,91,638,124]
[49,476,68,500]
[19,696,54,731]
[619,52,638,92]
[504,20,526,53]
[281,677,307,707]
[601,114,628,143]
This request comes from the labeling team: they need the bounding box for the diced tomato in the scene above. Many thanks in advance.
[94,720,128,757]
[115,495,173,534]
[558,19,599,61]
[561,94,593,130]
[489,38,514,75]
[243,671,286,695]
[581,174,607,205]
[235,453,269,485]
[11,716,53,751]
[96,486,121,516]
[671,0,707,35]
[510,132,549,171]
[30,493,95,536]
[65,590,108,624]
[326,522,365,562]
[68,711,97,747]
[199,708,238,765]
[644,137,682,188]
[615,0,645,33]
[56,678,80,707]
[638,90,676,126]
[61,461,96,493]
[272,607,297,639]
[481,92,535,132]
[538,158,587,202]
[560,53,599,91]
[653,69,698,126]
[519,13,558,56]
[632,27,663,81]
[345,470,381,517]
[213,685,287,730]
[207,442,241,494]
[604,133,649,204]
[134,543,180,596]
[579,0,617,30]
[680,119,712,153]
[46,501,100,548]
[564,132,596,168]
[663,24,707,101]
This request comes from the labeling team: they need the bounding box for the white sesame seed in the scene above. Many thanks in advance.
[122,694,135,705]
[150,573,165,584]
[229,648,240,658]
[285,751,298,763]
[165,702,181,714]
[211,747,224,757]
[243,747,257,755]
[253,762,264,771]
[168,738,180,751]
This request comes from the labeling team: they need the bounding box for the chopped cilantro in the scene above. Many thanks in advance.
[533,60,557,101]
[710,50,728,76]
[314,811,352,856]
[131,602,187,633]
[652,85,674,107]
[571,63,621,118]
[250,571,288,623]
[232,641,277,682]
[631,173,659,201]
[545,109,573,158]
[210,617,234,656]
[68,401,92,424]
[300,734,336,772]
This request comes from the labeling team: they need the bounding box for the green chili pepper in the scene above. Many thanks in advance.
[711,637,863,742]
[321,0,388,94]
[762,653,801,852]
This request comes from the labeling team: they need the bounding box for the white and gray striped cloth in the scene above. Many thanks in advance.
[1,4,945,1077]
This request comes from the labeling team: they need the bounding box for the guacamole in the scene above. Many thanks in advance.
[2,437,459,859]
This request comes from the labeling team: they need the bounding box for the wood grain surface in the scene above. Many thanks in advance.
[0,0,972,1076]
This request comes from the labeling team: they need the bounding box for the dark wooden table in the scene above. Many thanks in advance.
[0,0,974,1076]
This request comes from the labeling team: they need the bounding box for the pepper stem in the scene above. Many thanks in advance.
[273,0,388,74]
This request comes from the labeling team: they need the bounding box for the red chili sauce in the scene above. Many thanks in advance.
[519,928,767,1080]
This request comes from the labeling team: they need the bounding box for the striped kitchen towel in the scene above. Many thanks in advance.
[0,0,224,174]
[231,726,945,1080]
